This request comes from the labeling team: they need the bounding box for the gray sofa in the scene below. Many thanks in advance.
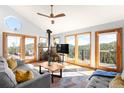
[0,57,51,88]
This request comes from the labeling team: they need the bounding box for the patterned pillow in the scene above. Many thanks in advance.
[7,58,17,70]
[109,75,124,88]
[15,69,34,83]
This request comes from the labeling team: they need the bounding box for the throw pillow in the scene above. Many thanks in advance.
[121,70,124,80]
[15,69,34,83]
[7,58,17,70]
[109,75,124,88]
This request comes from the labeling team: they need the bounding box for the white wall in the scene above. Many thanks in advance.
[54,20,124,69]
[0,5,46,59]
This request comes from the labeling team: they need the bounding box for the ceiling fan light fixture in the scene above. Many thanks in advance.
[51,20,54,24]
[50,18,54,21]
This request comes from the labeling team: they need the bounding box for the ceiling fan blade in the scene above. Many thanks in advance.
[54,13,65,18]
[37,12,50,18]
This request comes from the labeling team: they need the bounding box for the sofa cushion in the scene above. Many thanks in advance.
[15,69,34,83]
[109,75,124,88]
[15,59,25,67]
[7,58,17,70]
[121,70,124,80]
[0,57,17,88]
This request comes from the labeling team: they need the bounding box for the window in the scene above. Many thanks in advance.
[7,36,21,59]
[38,37,48,61]
[3,32,37,63]
[39,37,47,47]
[95,28,122,72]
[65,35,75,63]
[99,33,117,68]
[4,16,21,31]
[77,33,91,66]
[53,37,60,46]
[65,33,91,67]
[25,37,36,61]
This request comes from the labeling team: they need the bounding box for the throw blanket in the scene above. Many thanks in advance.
[89,69,117,80]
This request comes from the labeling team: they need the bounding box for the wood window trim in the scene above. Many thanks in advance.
[95,28,122,72]
[3,32,37,63]
[65,34,76,63]
[65,32,91,68]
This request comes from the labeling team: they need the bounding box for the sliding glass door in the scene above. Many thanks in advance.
[65,33,91,67]
[3,32,37,63]
[99,32,117,68]
[7,36,21,59]
[25,37,36,62]
[77,33,91,66]
[66,35,75,63]
[95,28,122,72]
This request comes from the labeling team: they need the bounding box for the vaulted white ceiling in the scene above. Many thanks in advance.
[10,5,124,34]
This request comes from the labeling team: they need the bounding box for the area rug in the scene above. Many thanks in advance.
[50,65,94,88]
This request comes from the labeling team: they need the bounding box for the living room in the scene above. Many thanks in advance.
[0,1,124,91]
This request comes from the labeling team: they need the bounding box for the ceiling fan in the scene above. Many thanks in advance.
[37,5,65,24]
